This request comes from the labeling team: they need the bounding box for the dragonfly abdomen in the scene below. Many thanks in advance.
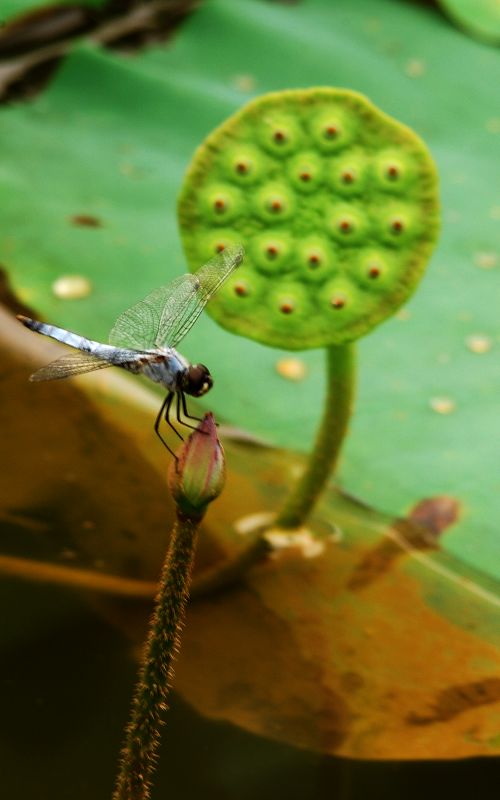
[17,315,134,362]
[18,316,103,352]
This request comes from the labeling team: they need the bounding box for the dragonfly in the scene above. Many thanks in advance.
[17,245,244,456]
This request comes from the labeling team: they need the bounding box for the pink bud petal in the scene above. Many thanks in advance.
[168,413,225,516]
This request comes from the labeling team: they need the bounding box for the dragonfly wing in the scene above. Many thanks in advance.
[108,297,161,350]
[29,352,114,382]
[155,244,244,348]
[108,244,244,350]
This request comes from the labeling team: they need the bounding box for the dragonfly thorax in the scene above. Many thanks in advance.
[181,363,213,397]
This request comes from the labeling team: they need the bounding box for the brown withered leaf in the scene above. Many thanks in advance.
[2,304,499,761]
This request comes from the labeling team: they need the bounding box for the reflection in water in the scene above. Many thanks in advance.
[0,580,498,800]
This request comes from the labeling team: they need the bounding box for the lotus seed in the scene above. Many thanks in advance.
[52,275,92,299]
[429,396,456,415]
[474,251,497,269]
[486,118,500,134]
[232,74,256,93]
[275,357,308,381]
[465,334,492,354]
[405,58,426,78]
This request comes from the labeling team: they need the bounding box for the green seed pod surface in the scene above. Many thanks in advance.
[178,88,439,350]
[438,0,500,46]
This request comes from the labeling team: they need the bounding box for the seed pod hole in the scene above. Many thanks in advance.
[308,253,321,268]
[341,170,355,184]
[368,264,381,279]
[215,242,226,253]
[386,164,399,180]
[269,198,283,213]
[331,295,346,309]
[273,129,287,144]
[213,197,226,213]
[235,160,249,175]
[339,218,353,234]
[391,217,404,234]
[280,301,294,314]
[234,282,249,297]
[300,171,312,182]
[324,124,339,139]
[266,244,279,258]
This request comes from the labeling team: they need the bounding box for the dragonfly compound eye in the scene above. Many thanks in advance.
[183,364,213,397]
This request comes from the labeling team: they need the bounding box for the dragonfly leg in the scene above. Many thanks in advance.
[181,392,205,424]
[176,391,202,431]
[164,392,184,441]
[182,392,220,428]
[154,392,181,458]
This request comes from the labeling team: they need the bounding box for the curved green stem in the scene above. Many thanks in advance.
[274,343,356,529]
[113,510,202,800]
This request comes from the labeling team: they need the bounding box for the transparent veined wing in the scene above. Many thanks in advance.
[108,295,162,350]
[156,244,244,347]
[108,245,244,350]
[29,352,114,382]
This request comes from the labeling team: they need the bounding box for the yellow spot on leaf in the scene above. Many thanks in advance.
[486,118,500,134]
[232,74,256,93]
[52,275,92,300]
[275,357,308,381]
[429,396,456,415]
[474,252,498,269]
[465,334,492,354]
[405,58,426,78]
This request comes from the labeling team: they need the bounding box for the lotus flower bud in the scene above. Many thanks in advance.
[168,412,225,517]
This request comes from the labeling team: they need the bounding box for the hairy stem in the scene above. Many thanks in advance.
[113,511,201,800]
[274,343,356,529]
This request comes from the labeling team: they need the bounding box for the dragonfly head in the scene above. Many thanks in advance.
[182,364,213,397]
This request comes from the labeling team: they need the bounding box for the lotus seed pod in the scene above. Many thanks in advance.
[178,88,439,350]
